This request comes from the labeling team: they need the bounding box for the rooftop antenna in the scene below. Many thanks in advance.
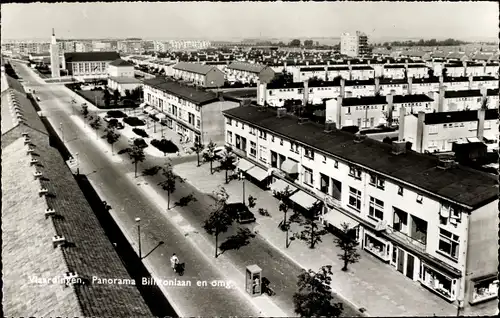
[52,28,55,36]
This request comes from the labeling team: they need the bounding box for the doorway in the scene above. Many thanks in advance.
[406,254,415,280]
[397,248,405,273]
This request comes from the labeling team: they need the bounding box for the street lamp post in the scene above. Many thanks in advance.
[135,217,142,260]
[456,299,463,317]
[75,152,79,175]
[241,172,246,206]
[59,122,64,142]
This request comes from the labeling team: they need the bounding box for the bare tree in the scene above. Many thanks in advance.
[190,140,205,167]
[202,140,217,174]
[158,161,185,210]
[103,127,120,154]
[275,186,294,248]
[128,145,145,178]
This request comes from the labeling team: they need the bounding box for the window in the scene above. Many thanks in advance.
[249,127,256,135]
[348,187,362,211]
[349,165,362,180]
[369,197,384,220]
[334,160,338,168]
[227,131,233,144]
[249,141,257,157]
[428,125,438,135]
[259,129,267,140]
[369,174,385,190]
[416,195,423,204]
[259,145,267,163]
[280,139,283,146]
[438,228,459,260]
[226,118,232,125]
[322,156,327,163]
[397,186,404,196]
[235,121,239,127]
[303,166,313,186]
[271,135,275,142]
[196,119,200,128]
[304,147,314,159]
[320,173,329,193]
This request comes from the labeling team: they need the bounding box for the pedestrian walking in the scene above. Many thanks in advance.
[170,253,179,271]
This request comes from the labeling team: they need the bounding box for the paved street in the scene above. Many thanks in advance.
[15,63,269,317]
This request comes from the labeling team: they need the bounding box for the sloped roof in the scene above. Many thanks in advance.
[223,105,497,209]
[392,94,434,103]
[173,61,218,75]
[227,62,268,73]
[109,58,134,67]
[340,95,387,106]
[64,51,120,63]
[1,88,48,136]
[144,77,219,105]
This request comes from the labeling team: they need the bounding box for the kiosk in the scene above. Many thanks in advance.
[246,264,262,296]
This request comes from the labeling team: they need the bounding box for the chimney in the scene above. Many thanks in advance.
[398,105,406,141]
[407,76,413,95]
[306,61,309,66]
[256,79,267,106]
[386,93,394,125]
[416,111,425,152]
[327,60,331,66]
[340,78,345,98]
[437,86,445,112]
[462,60,467,76]
[303,80,309,106]
[439,75,444,88]
[324,120,336,132]
[374,77,380,95]
[277,107,286,118]
[477,108,485,140]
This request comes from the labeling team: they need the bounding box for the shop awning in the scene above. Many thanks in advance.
[280,160,298,174]
[235,158,254,172]
[143,106,153,114]
[289,190,319,210]
[246,165,268,181]
[269,179,297,195]
[322,209,359,230]
[150,109,160,116]
[467,137,481,143]
[156,113,167,119]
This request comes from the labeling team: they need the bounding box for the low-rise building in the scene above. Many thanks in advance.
[172,62,225,88]
[403,109,498,153]
[325,94,434,129]
[226,62,275,84]
[143,77,239,145]
[107,76,143,96]
[431,87,499,112]
[107,58,135,78]
[222,104,498,315]
[63,51,120,81]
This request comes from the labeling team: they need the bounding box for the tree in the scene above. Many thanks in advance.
[113,89,120,106]
[304,40,314,47]
[334,222,361,271]
[219,151,236,184]
[103,89,111,107]
[297,202,327,249]
[203,186,233,258]
[128,144,145,178]
[158,161,184,210]
[81,104,89,118]
[441,67,448,78]
[88,115,102,140]
[103,127,120,154]
[202,140,217,174]
[293,265,343,317]
[190,140,205,167]
[289,39,301,47]
[427,68,435,78]
[275,186,294,248]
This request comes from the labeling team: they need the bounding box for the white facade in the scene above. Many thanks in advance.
[223,109,498,308]
[341,31,368,57]
[108,64,134,78]
[49,30,60,78]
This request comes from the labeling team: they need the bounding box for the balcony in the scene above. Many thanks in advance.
[232,147,247,158]
[386,226,427,253]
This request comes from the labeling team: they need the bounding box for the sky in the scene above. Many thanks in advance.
[1,1,498,42]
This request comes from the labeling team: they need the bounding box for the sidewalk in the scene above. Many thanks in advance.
[173,160,459,317]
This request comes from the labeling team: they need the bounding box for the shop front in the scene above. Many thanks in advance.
[321,205,360,243]
[244,164,269,189]
[289,190,320,217]
[363,230,391,262]
[420,263,458,302]
[469,274,498,305]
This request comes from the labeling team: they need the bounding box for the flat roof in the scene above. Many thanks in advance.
[144,77,219,105]
[419,108,498,125]
[108,76,142,84]
[223,105,497,209]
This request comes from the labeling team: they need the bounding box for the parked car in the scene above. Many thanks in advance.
[224,202,256,224]
[202,146,226,159]
[35,96,41,101]
[105,118,124,129]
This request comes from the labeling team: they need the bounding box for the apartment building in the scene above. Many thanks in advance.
[431,87,499,112]
[143,77,239,145]
[226,62,275,84]
[294,65,375,82]
[403,109,499,153]
[172,62,225,88]
[63,51,120,81]
[341,31,369,57]
[325,94,434,129]
[107,59,141,96]
[382,64,429,79]
[107,59,134,77]
[222,104,498,313]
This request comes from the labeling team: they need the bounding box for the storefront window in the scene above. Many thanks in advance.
[422,264,454,300]
[471,276,498,305]
[364,232,389,261]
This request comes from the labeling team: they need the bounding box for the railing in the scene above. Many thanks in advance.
[386,226,427,253]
